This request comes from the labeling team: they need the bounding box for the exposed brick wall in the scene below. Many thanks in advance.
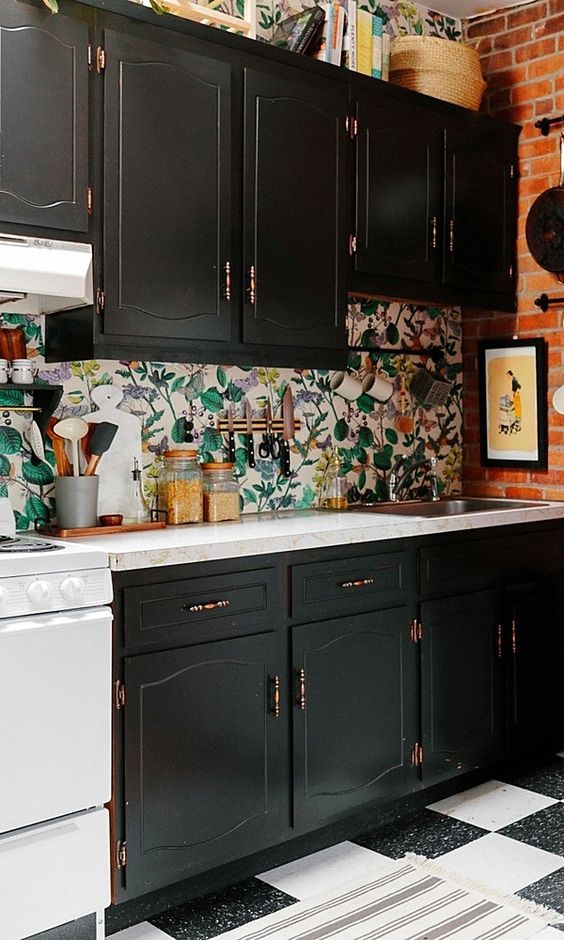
[462,0,564,499]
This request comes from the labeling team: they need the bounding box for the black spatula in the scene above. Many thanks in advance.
[84,421,119,476]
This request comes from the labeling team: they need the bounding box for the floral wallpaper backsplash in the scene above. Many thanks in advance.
[0,300,462,530]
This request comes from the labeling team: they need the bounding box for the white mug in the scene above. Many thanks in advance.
[362,373,394,403]
[0,359,9,384]
[330,371,363,401]
[11,358,36,384]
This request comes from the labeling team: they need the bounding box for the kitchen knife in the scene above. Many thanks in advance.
[227,404,236,463]
[245,399,256,469]
[281,386,295,478]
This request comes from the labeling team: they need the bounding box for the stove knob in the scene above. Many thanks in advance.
[27,579,53,606]
[0,586,9,610]
[60,576,86,602]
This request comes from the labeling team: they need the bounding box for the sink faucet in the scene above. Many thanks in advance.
[388,456,440,502]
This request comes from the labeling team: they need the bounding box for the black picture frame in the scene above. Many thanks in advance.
[478,337,547,469]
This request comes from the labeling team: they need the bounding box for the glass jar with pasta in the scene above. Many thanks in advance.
[161,451,203,524]
[202,463,240,522]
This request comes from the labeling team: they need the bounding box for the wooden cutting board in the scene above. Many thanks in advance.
[39,521,166,538]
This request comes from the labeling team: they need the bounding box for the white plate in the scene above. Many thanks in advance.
[553,385,564,415]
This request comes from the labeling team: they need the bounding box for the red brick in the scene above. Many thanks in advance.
[466,14,507,38]
[506,484,544,498]
[528,53,563,78]
[495,24,541,49]
[482,50,514,74]
[549,0,564,12]
[515,36,556,61]
[538,11,564,33]
[512,79,553,103]
[508,2,547,27]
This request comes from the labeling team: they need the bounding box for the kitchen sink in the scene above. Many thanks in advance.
[349,497,549,517]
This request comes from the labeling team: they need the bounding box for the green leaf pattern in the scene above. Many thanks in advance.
[0,299,462,529]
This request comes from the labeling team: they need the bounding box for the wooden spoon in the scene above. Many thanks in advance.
[45,418,72,477]
[53,417,89,477]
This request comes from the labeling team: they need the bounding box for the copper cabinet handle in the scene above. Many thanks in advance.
[449,219,455,253]
[511,619,517,655]
[184,600,231,613]
[497,623,503,658]
[247,265,256,305]
[224,261,231,302]
[341,578,374,589]
[431,215,438,249]
[271,675,281,718]
[297,668,306,711]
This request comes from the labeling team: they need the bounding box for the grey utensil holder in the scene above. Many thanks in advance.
[55,476,100,529]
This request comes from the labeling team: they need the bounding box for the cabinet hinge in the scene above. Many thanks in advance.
[96,289,106,316]
[411,742,423,767]
[349,234,357,255]
[88,44,93,72]
[87,187,93,216]
[114,679,126,710]
[96,46,106,73]
[409,619,422,642]
[116,840,127,870]
[509,264,513,278]
[510,164,515,179]
[346,115,358,138]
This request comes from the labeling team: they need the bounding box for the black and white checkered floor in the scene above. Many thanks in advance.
[109,753,564,940]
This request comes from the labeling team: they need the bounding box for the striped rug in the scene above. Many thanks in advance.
[213,856,560,940]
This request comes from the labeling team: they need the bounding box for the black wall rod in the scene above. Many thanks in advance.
[535,115,564,136]
[534,293,564,312]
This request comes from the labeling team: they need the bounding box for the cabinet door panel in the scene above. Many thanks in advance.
[505,581,559,752]
[243,68,347,351]
[443,124,516,296]
[123,633,288,896]
[355,95,441,283]
[293,608,418,828]
[421,589,504,784]
[103,30,232,343]
[0,4,88,231]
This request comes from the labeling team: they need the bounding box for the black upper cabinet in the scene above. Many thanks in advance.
[354,93,442,285]
[0,4,89,233]
[243,69,347,352]
[443,121,516,297]
[352,90,518,312]
[103,29,233,345]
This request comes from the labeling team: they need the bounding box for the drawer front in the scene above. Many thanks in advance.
[124,567,279,649]
[420,541,503,596]
[291,551,411,621]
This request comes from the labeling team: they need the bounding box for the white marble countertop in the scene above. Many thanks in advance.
[64,500,564,572]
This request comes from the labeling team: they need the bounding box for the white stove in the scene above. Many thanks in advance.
[0,498,112,940]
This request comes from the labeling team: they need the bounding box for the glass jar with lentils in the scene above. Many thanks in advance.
[161,450,203,524]
[202,463,240,522]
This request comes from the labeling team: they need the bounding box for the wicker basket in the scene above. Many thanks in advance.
[389,35,486,111]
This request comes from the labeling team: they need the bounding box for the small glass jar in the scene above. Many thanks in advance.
[202,463,240,522]
[319,448,348,510]
[161,450,203,525]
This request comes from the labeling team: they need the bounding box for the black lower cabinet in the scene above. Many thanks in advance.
[292,608,419,828]
[123,632,289,896]
[421,589,505,785]
[504,580,559,753]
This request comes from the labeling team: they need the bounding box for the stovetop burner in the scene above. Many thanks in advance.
[0,536,63,553]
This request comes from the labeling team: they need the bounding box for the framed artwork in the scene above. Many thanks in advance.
[478,338,547,469]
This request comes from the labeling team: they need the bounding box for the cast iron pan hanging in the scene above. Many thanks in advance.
[526,132,564,282]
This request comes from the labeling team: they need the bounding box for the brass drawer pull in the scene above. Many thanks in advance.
[297,668,306,711]
[247,265,256,305]
[341,578,374,589]
[184,599,231,613]
[272,675,281,718]
[224,260,231,302]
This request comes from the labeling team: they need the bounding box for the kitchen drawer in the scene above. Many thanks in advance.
[291,551,412,622]
[124,567,279,649]
[419,540,503,597]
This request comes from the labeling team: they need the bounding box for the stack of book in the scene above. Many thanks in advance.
[274,2,391,80]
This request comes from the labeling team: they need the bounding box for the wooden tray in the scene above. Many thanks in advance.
[38,521,166,538]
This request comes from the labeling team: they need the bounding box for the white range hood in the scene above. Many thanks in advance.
[0,233,93,315]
